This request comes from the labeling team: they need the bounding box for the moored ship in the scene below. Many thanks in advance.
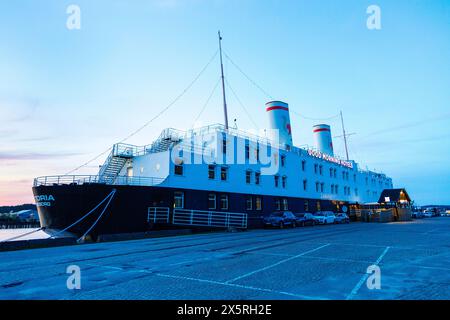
[32,34,394,238]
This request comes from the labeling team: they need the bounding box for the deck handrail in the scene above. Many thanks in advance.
[33,175,165,187]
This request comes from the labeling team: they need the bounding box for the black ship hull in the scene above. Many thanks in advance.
[32,184,350,237]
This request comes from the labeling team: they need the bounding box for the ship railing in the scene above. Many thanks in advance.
[112,143,149,158]
[172,209,248,229]
[147,207,170,224]
[33,175,165,187]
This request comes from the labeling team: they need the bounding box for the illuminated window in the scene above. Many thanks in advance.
[220,195,228,210]
[304,200,309,212]
[174,162,184,175]
[220,167,228,181]
[208,193,216,210]
[174,191,184,208]
[208,165,216,179]
[255,197,262,210]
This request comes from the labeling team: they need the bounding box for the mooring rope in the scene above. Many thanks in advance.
[0,227,45,243]
[47,189,117,239]
[77,189,117,242]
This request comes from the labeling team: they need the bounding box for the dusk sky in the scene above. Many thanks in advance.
[1,0,449,205]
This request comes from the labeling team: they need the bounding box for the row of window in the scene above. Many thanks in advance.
[174,191,329,213]
[208,165,228,181]
[174,191,263,211]
[175,163,385,198]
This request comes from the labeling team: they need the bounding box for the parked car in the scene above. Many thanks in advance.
[263,211,297,228]
[334,213,350,224]
[412,211,424,219]
[313,211,335,224]
[294,213,316,226]
[423,211,433,218]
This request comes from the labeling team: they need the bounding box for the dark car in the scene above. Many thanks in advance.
[294,213,316,226]
[263,211,297,228]
[334,213,350,224]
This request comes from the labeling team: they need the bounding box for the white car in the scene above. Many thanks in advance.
[313,211,335,224]
[423,211,433,218]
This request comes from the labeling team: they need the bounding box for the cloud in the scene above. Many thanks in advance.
[0,95,40,123]
[0,151,83,161]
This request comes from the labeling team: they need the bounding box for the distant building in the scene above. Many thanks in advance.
[10,209,39,222]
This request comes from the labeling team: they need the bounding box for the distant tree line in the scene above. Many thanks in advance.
[0,204,36,214]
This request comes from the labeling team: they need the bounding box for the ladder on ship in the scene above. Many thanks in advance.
[99,144,134,184]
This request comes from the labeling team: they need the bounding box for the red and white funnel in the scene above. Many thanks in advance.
[266,101,293,146]
[313,124,334,156]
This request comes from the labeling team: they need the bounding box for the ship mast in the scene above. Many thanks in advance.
[340,110,350,161]
[218,31,229,130]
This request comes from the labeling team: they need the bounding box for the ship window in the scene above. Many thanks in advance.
[174,162,184,176]
[274,175,279,187]
[330,168,333,178]
[354,174,357,182]
[304,200,309,212]
[331,184,335,193]
[221,167,228,181]
[208,165,216,179]
[281,155,286,167]
[220,195,229,210]
[282,176,287,188]
[335,185,339,194]
[302,160,306,171]
[303,179,307,191]
[174,191,184,209]
[222,137,227,154]
[314,164,318,174]
[334,169,337,178]
[208,193,216,210]
[319,165,323,175]
[255,172,261,185]
[256,145,260,162]
[246,196,253,210]
[245,170,252,184]
[255,197,262,210]
[282,198,289,210]
[320,182,324,192]
[245,143,250,160]
[342,171,346,180]
[275,199,281,211]
[315,181,320,192]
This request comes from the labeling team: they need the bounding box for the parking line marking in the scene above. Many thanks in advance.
[225,243,331,284]
[155,273,324,300]
[346,246,390,300]
[85,262,323,299]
